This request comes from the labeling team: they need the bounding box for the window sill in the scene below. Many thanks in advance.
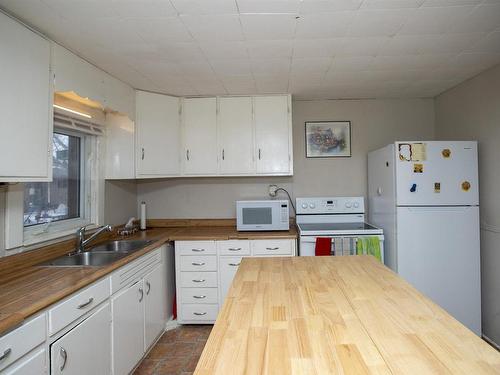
[22,223,96,249]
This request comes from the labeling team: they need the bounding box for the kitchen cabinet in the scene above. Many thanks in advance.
[0,11,52,182]
[254,96,292,175]
[144,265,166,350]
[136,91,181,177]
[182,97,218,175]
[218,97,254,174]
[50,302,111,375]
[105,112,135,179]
[2,347,46,375]
[112,280,145,375]
[175,238,296,323]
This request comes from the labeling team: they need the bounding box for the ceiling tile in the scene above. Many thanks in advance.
[338,37,388,56]
[170,0,238,15]
[421,0,481,6]
[128,17,193,43]
[295,13,355,38]
[210,59,252,75]
[398,6,475,35]
[178,62,216,78]
[331,55,375,71]
[448,4,500,33]
[361,0,425,9]
[290,57,333,74]
[181,14,244,40]
[237,0,300,14]
[155,42,206,61]
[220,75,257,94]
[448,52,500,70]
[111,0,177,18]
[251,59,291,76]
[372,54,452,70]
[189,79,227,95]
[255,76,289,93]
[198,41,249,60]
[246,40,293,59]
[466,31,500,53]
[41,0,118,19]
[240,14,297,40]
[293,38,344,58]
[299,0,363,14]
[348,9,412,37]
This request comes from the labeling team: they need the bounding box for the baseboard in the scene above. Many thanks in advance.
[482,334,500,351]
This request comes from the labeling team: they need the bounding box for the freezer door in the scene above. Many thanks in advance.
[397,206,481,334]
[395,141,479,206]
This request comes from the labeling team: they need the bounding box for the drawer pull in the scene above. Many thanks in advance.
[192,279,205,283]
[139,287,144,302]
[229,263,241,266]
[193,295,206,299]
[146,281,151,295]
[60,347,67,371]
[0,348,11,361]
[192,262,206,266]
[191,248,205,252]
[77,297,94,309]
[193,312,207,316]
[228,248,242,251]
[266,247,279,250]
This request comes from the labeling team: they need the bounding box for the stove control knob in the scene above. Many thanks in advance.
[309,203,316,209]
[353,202,359,208]
[345,202,352,208]
[301,203,308,209]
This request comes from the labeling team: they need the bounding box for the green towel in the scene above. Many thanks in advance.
[356,237,382,262]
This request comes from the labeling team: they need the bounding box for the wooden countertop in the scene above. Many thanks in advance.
[0,222,297,336]
[195,256,500,374]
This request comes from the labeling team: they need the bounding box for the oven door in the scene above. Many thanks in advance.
[299,235,384,260]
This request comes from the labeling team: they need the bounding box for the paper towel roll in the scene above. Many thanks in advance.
[140,202,146,230]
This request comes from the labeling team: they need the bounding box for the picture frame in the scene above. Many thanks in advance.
[305,121,352,158]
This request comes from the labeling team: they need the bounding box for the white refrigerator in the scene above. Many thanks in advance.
[368,141,481,335]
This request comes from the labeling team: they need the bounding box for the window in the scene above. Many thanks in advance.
[24,132,83,227]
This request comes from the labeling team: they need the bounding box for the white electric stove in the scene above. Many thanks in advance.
[296,196,384,258]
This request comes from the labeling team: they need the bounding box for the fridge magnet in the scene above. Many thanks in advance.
[411,143,427,161]
[413,163,424,173]
[305,121,351,158]
[462,181,471,191]
[442,149,451,158]
[398,143,411,161]
[434,182,441,193]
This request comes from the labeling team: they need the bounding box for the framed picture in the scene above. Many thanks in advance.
[305,121,351,158]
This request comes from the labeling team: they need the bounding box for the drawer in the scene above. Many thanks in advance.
[251,239,293,256]
[180,255,217,272]
[0,314,46,371]
[217,240,250,256]
[180,288,218,304]
[49,277,110,336]
[181,304,219,321]
[176,241,216,255]
[2,347,45,375]
[180,272,218,288]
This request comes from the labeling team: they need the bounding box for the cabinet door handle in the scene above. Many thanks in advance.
[228,263,241,266]
[141,148,145,160]
[0,348,11,361]
[258,148,261,160]
[192,279,205,283]
[139,287,144,302]
[146,281,151,295]
[191,248,205,252]
[77,297,94,309]
[60,347,67,371]
[266,247,279,250]
[186,149,190,161]
[222,149,225,160]
[228,248,242,251]
[193,295,206,299]
[192,262,205,266]
[193,312,207,316]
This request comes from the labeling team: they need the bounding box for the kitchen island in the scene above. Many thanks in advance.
[195,256,500,374]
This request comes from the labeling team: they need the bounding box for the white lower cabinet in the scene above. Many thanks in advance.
[112,280,145,375]
[2,347,46,375]
[50,302,111,375]
[175,238,296,324]
[144,265,166,350]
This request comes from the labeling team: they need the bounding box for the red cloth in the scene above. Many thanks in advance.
[173,293,177,320]
[315,237,331,256]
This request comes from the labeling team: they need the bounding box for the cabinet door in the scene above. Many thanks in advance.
[0,12,52,182]
[136,91,180,177]
[254,96,291,175]
[219,256,243,305]
[105,113,135,179]
[182,98,218,175]
[112,280,145,375]
[218,97,254,174]
[144,265,166,350]
[3,347,46,375]
[50,303,111,375]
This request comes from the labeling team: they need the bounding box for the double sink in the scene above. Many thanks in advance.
[41,240,153,267]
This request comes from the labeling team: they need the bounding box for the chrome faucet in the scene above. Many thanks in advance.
[76,225,113,253]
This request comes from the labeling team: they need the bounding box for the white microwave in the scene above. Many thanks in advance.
[236,200,290,231]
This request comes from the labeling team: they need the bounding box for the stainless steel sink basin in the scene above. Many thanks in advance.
[91,240,152,253]
[39,239,153,267]
[42,252,128,267]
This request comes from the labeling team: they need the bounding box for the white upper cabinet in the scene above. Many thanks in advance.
[218,97,254,175]
[0,12,52,182]
[136,91,180,177]
[105,113,135,179]
[182,97,218,175]
[254,96,292,175]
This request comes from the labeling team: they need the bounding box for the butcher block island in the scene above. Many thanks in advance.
[195,256,500,374]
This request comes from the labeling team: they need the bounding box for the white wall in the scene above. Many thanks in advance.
[137,98,435,218]
[104,180,138,225]
[435,63,500,346]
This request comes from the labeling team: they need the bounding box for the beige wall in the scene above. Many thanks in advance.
[104,180,138,226]
[137,98,435,219]
[435,63,500,346]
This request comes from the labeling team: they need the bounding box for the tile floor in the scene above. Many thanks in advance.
[133,325,213,375]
